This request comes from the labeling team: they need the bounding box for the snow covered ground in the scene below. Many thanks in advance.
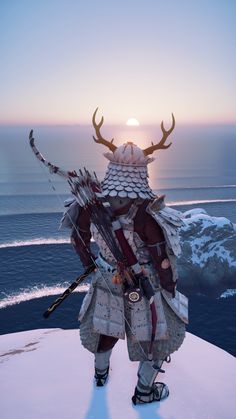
[0,329,235,419]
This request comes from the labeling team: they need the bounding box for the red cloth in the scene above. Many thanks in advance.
[71,200,176,294]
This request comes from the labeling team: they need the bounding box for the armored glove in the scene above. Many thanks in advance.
[158,263,177,297]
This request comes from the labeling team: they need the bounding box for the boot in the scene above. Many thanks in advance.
[94,366,109,387]
[94,349,112,387]
[132,382,169,405]
[132,358,169,404]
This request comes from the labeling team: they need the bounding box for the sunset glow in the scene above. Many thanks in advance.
[126,118,140,126]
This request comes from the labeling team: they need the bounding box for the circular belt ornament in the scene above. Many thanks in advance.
[125,288,142,303]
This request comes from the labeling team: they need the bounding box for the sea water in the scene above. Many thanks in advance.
[0,124,236,356]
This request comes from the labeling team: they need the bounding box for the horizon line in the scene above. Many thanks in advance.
[1,121,236,128]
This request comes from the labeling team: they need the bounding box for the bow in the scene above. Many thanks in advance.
[29,129,157,359]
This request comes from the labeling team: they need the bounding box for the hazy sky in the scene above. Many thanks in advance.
[0,0,235,125]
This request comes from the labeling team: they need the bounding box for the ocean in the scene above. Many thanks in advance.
[0,124,236,356]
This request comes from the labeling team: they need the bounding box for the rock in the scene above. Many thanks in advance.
[177,208,236,296]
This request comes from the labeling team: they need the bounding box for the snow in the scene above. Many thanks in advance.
[181,208,208,218]
[0,329,235,419]
[188,234,235,267]
[220,288,236,298]
[180,209,236,269]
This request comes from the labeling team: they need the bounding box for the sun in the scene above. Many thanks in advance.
[126,118,140,126]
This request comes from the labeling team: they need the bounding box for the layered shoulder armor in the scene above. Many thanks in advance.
[59,198,81,229]
[146,195,184,257]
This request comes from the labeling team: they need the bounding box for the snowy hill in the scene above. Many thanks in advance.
[178,208,236,295]
[1,329,235,419]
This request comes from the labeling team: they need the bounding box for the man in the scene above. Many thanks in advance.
[29,109,188,405]
[68,110,188,404]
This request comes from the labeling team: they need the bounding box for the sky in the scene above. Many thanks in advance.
[0,0,235,126]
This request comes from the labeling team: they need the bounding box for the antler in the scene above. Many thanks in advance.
[92,108,117,152]
[143,113,175,156]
